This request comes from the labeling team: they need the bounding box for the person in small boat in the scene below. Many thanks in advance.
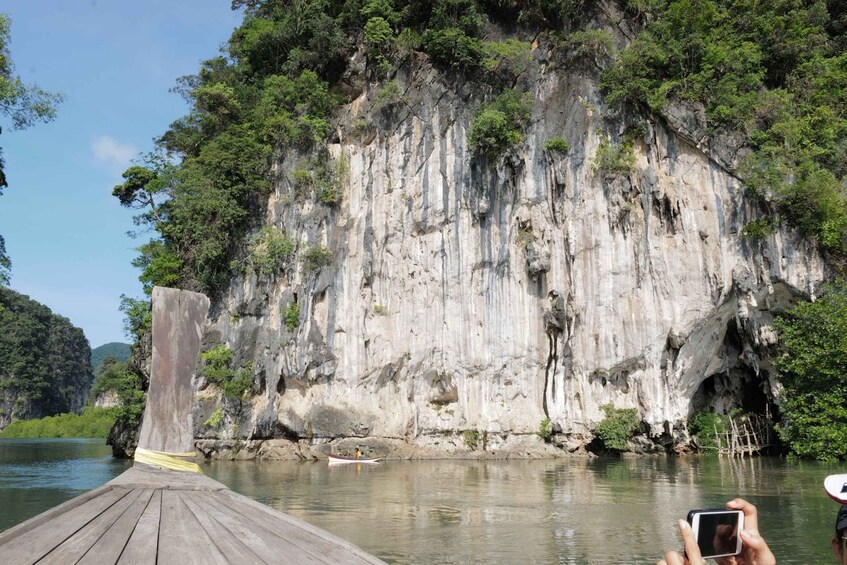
[355,448,363,459]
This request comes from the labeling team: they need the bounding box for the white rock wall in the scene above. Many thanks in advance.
[208,52,826,446]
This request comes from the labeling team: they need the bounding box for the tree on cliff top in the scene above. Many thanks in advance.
[602,0,847,256]
[0,13,63,285]
[775,282,847,461]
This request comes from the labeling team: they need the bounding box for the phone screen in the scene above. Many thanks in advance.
[690,510,743,558]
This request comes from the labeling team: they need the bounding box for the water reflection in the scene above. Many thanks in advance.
[0,442,839,564]
[0,438,131,531]
[205,456,840,564]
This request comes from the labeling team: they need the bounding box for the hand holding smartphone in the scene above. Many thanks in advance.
[659,500,774,565]
[686,508,745,559]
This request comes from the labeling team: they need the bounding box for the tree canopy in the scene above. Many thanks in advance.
[90,342,131,375]
[775,282,847,461]
[602,0,847,254]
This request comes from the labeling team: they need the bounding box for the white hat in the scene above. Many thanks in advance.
[824,473,847,504]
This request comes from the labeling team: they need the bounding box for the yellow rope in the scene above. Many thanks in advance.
[134,447,204,474]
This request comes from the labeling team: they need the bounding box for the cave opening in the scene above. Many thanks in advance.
[690,319,779,419]
[690,371,777,420]
[687,317,782,453]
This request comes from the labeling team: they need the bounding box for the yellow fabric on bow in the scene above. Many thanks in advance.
[134,447,203,474]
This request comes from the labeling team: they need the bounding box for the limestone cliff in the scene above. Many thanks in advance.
[0,287,93,429]
[190,18,827,458]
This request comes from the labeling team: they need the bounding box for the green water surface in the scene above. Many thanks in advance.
[0,438,131,531]
[203,456,841,564]
[0,440,842,563]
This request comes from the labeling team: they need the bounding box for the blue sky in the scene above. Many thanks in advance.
[0,1,242,347]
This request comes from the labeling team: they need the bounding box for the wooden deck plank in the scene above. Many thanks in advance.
[76,489,155,565]
[157,489,228,565]
[214,490,384,564]
[107,465,226,492]
[0,483,115,548]
[117,490,161,565]
[195,493,334,565]
[192,491,329,565]
[37,488,144,565]
[178,491,269,564]
[0,486,131,564]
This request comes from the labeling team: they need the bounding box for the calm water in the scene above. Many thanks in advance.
[0,440,842,563]
[0,439,131,531]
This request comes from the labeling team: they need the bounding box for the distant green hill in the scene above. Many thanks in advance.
[90,342,130,374]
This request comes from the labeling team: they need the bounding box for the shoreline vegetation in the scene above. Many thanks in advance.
[0,407,117,439]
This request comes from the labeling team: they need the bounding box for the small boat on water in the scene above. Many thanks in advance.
[327,454,382,465]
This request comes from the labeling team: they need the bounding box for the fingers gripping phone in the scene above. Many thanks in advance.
[687,508,744,559]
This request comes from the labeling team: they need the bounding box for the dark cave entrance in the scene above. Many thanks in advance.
[690,371,776,418]
[688,319,781,451]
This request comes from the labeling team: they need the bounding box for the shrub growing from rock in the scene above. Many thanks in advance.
[594,405,639,451]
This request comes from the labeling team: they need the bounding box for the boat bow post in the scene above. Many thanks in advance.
[134,286,209,472]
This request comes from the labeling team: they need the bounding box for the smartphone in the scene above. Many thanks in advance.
[686,508,744,559]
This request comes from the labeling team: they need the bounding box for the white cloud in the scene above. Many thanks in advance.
[91,136,137,174]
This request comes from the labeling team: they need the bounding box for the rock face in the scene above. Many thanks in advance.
[196,37,827,455]
[92,390,119,409]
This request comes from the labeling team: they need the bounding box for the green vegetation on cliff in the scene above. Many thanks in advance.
[593,404,640,451]
[200,344,254,401]
[113,0,592,298]
[0,287,93,424]
[469,90,533,155]
[603,0,847,254]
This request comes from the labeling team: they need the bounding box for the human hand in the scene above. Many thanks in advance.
[657,519,706,565]
[658,499,776,565]
[714,499,775,565]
